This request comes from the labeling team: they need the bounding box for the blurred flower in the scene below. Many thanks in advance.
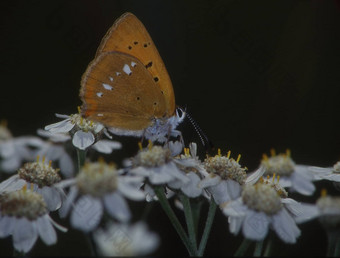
[309,161,340,182]
[58,160,144,232]
[44,112,120,151]
[0,186,67,253]
[199,149,264,204]
[128,142,189,186]
[260,149,316,196]
[93,222,159,256]
[0,121,44,173]
[35,129,75,178]
[221,175,309,244]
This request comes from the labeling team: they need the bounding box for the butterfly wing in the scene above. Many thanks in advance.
[94,12,176,116]
[80,51,167,131]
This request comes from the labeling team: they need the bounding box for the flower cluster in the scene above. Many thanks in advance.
[0,114,339,256]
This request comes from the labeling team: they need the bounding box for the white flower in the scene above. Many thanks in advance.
[128,143,189,186]
[35,129,75,178]
[58,161,145,232]
[44,113,119,151]
[221,176,309,244]
[93,222,159,256]
[0,122,44,173]
[309,161,340,182]
[5,157,64,211]
[199,149,265,204]
[169,142,207,198]
[0,187,67,253]
[260,149,316,196]
[295,189,340,227]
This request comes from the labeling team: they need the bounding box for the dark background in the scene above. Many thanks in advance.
[0,0,339,256]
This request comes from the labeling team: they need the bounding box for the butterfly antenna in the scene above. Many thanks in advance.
[185,110,214,151]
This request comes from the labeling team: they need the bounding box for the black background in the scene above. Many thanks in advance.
[0,0,339,256]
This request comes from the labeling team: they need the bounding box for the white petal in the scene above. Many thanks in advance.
[181,172,202,198]
[149,167,174,184]
[37,215,57,245]
[167,141,183,156]
[208,181,234,205]
[92,140,122,154]
[272,208,300,243]
[0,175,24,193]
[226,180,242,200]
[71,195,103,232]
[59,152,75,178]
[103,192,131,222]
[222,198,247,217]
[228,216,244,235]
[245,166,265,185]
[118,180,145,201]
[131,222,160,255]
[72,131,95,150]
[58,186,78,218]
[13,218,38,253]
[242,211,269,241]
[290,172,315,196]
[0,156,22,173]
[45,119,74,133]
[0,215,15,237]
[199,175,221,188]
[41,186,62,211]
[293,203,320,224]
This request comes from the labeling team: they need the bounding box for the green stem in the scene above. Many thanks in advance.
[263,238,273,257]
[191,200,203,235]
[179,194,198,252]
[197,199,217,256]
[76,148,87,172]
[234,238,252,257]
[327,231,340,257]
[254,240,264,256]
[153,186,196,256]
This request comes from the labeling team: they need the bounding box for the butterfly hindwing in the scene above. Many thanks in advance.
[80,51,167,131]
[94,12,176,116]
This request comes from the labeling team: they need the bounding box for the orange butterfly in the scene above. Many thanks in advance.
[80,12,185,143]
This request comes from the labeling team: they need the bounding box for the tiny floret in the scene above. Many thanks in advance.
[18,157,61,188]
[0,187,47,220]
[261,149,295,177]
[76,161,118,197]
[242,179,282,215]
[204,151,247,185]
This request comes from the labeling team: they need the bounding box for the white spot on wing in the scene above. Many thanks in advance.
[109,76,114,81]
[102,83,113,90]
[116,72,121,76]
[131,61,136,67]
[123,64,132,75]
[97,92,103,97]
[97,114,104,117]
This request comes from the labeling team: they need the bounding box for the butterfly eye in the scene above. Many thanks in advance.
[154,77,159,82]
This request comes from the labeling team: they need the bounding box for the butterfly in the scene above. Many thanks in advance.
[79,12,185,143]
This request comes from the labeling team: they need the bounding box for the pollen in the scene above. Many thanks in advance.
[0,188,48,220]
[261,150,295,177]
[133,145,172,167]
[69,113,101,133]
[242,180,282,215]
[18,158,61,188]
[76,161,118,197]
[203,151,247,185]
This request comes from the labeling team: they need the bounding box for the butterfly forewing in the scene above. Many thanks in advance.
[94,12,175,116]
[80,52,167,131]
